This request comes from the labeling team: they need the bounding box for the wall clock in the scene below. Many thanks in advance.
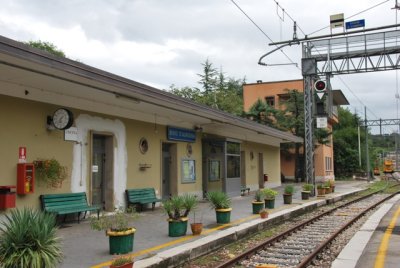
[52,108,74,130]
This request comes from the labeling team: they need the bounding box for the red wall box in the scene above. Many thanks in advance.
[17,163,35,194]
[0,186,16,209]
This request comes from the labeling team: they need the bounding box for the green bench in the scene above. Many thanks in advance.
[40,192,100,223]
[241,185,250,196]
[125,188,162,212]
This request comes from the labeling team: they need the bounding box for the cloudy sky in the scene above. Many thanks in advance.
[1,0,399,134]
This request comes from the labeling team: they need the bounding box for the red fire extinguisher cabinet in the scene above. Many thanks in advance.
[17,163,35,194]
[0,186,16,209]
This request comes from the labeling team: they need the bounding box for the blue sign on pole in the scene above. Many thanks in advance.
[167,126,196,142]
[345,19,365,30]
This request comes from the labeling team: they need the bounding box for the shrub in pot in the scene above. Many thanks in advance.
[163,193,197,237]
[0,208,63,268]
[259,208,268,219]
[283,185,295,204]
[110,255,134,268]
[90,207,138,254]
[317,184,326,196]
[301,183,314,200]
[206,191,232,224]
[262,188,278,209]
[324,181,332,194]
[252,190,265,214]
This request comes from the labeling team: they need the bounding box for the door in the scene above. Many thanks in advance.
[92,134,114,211]
[162,143,171,199]
[258,153,264,188]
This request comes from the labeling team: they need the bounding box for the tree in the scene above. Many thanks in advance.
[243,99,279,127]
[25,40,66,58]
[169,60,244,116]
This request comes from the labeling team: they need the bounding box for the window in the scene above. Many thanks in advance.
[265,96,275,107]
[325,157,332,171]
[226,141,240,178]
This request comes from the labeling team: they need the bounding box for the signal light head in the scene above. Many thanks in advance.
[314,80,326,91]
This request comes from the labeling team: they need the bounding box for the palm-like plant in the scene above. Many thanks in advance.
[163,194,198,220]
[0,208,63,268]
[206,191,231,209]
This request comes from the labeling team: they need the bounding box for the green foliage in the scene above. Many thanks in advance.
[168,59,244,116]
[25,40,66,58]
[206,191,231,209]
[261,188,278,199]
[0,208,63,268]
[243,98,281,128]
[163,194,198,220]
[111,255,133,266]
[302,183,314,192]
[254,190,264,202]
[90,207,137,232]
[34,159,67,187]
[284,185,295,194]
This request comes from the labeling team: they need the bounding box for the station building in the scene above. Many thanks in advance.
[243,79,349,182]
[0,35,301,212]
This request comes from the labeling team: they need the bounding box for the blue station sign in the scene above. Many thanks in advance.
[345,19,365,30]
[167,126,196,142]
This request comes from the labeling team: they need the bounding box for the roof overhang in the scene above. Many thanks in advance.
[0,35,302,146]
[332,90,350,105]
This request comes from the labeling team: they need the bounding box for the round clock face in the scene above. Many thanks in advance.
[52,108,74,130]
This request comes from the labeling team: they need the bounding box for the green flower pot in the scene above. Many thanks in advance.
[168,218,188,237]
[216,208,232,224]
[107,228,135,255]
[252,201,265,214]
[265,198,275,209]
[283,193,292,204]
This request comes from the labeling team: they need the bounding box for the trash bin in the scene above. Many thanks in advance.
[0,186,16,209]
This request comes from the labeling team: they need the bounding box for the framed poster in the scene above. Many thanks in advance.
[181,159,195,183]
[209,159,220,181]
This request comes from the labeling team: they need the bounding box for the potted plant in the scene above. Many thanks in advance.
[301,183,314,200]
[33,158,67,188]
[90,207,137,255]
[0,208,63,267]
[328,179,335,192]
[259,208,268,219]
[190,210,203,235]
[110,255,134,268]
[324,181,332,194]
[262,188,278,209]
[206,191,232,224]
[283,185,295,204]
[317,183,326,196]
[252,190,265,214]
[163,193,197,237]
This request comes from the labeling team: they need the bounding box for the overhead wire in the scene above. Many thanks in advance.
[308,0,391,36]
[230,0,299,68]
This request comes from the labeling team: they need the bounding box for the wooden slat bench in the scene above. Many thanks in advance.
[40,192,100,223]
[241,185,250,196]
[125,188,162,212]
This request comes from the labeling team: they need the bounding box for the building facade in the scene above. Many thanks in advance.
[0,36,301,212]
[243,79,349,182]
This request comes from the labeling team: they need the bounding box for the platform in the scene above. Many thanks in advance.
[56,181,369,268]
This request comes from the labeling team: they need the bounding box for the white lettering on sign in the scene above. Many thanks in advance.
[64,127,78,142]
[92,165,99,173]
[18,147,27,163]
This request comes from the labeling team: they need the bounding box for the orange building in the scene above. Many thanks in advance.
[243,79,349,182]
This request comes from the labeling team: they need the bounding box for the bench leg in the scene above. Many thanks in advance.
[152,202,155,211]
[78,212,81,223]
[97,210,100,219]
[63,214,67,223]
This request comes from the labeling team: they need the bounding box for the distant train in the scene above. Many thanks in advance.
[383,159,394,174]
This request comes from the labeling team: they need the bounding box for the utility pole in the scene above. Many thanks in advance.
[365,106,371,181]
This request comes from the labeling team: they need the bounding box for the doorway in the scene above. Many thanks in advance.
[92,134,114,211]
[258,153,264,188]
[162,143,172,199]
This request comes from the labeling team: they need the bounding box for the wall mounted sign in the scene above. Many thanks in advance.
[64,127,78,142]
[167,126,196,143]
[181,159,196,183]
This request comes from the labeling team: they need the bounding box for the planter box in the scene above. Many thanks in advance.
[215,208,232,224]
[168,218,188,237]
[107,228,135,255]
[252,201,265,214]
[265,198,275,209]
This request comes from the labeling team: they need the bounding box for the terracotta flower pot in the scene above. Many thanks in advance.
[259,210,268,219]
[190,223,203,235]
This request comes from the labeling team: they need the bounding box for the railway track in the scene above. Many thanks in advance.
[217,189,400,268]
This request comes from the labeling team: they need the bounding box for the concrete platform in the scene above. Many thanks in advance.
[56,181,368,268]
[332,193,400,268]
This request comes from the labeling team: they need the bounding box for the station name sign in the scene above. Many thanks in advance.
[167,126,196,142]
[345,19,365,30]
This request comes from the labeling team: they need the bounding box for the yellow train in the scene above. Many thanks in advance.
[383,159,394,174]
